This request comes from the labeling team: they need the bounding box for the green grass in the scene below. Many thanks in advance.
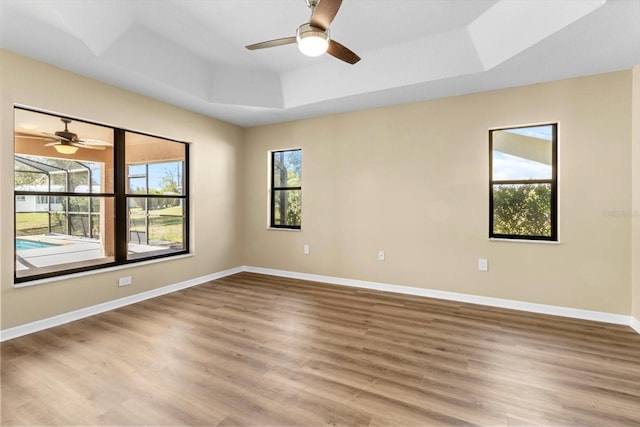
[16,212,50,235]
[130,206,184,245]
[17,206,184,245]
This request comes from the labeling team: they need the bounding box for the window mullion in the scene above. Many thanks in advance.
[114,128,127,263]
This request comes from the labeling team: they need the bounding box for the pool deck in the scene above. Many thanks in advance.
[16,234,166,273]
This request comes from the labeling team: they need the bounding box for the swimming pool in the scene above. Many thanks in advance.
[15,238,60,251]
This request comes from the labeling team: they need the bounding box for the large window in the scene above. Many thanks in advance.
[14,107,188,283]
[270,149,301,229]
[489,124,557,241]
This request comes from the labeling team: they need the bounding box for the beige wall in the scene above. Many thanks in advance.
[633,65,640,321]
[1,50,244,329]
[243,71,633,315]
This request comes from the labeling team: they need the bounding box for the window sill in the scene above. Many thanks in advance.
[267,227,301,232]
[489,238,561,245]
[13,253,194,289]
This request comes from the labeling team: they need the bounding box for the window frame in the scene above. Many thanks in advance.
[13,106,190,284]
[489,123,558,241]
[269,148,302,230]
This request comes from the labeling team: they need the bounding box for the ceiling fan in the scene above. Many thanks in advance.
[246,0,360,65]
[16,118,111,155]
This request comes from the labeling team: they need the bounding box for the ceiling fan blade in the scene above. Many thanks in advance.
[74,142,106,150]
[15,132,57,141]
[77,138,112,146]
[246,37,296,50]
[44,142,60,147]
[327,40,360,64]
[42,131,73,142]
[311,0,342,31]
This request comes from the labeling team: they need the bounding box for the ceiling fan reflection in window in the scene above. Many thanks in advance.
[16,118,112,155]
[246,0,360,64]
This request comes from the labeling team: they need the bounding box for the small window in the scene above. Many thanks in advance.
[489,124,557,241]
[270,149,301,229]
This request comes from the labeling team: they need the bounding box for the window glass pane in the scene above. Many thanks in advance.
[127,197,184,259]
[273,150,301,188]
[14,109,114,193]
[149,204,184,248]
[15,196,115,279]
[128,197,147,243]
[125,132,187,260]
[148,162,184,195]
[128,164,146,175]
[68,196,87,213]
[492,183,552,237]
[128,177,147,194]
[65,196,101,238]
[273,189,301,227]
[50,212,67,235]
[15,162,47,190]
[492,125,552,180]
[16,210,49,237]
[14,158,107,193]
[126,132,186,195]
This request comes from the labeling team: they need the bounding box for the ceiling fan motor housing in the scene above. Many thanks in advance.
[55,118,78,141]
[245,0,360,64]
[296,23,330,56]
[54,130,77,141]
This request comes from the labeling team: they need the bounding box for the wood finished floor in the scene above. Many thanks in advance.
[2,272,640,426]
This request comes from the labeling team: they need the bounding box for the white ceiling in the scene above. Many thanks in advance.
[1,0,640,127]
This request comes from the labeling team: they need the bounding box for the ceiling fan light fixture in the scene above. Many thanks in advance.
[297,23,329,57]
[54,143,78,155]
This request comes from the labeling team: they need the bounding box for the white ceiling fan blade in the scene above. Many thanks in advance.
[15,132,57,141]
[74,142,106,150]
[77,138,112,146]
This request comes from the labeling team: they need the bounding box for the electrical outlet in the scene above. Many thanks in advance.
[478,258,488,272]
[118,276,132,287]
[303,244,310,255]
[378,251,385,261]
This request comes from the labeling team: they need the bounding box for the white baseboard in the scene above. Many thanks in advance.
[0,266,243,342]
[244,266,637,330]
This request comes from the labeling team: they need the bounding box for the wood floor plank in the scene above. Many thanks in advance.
[2,272,640,426]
